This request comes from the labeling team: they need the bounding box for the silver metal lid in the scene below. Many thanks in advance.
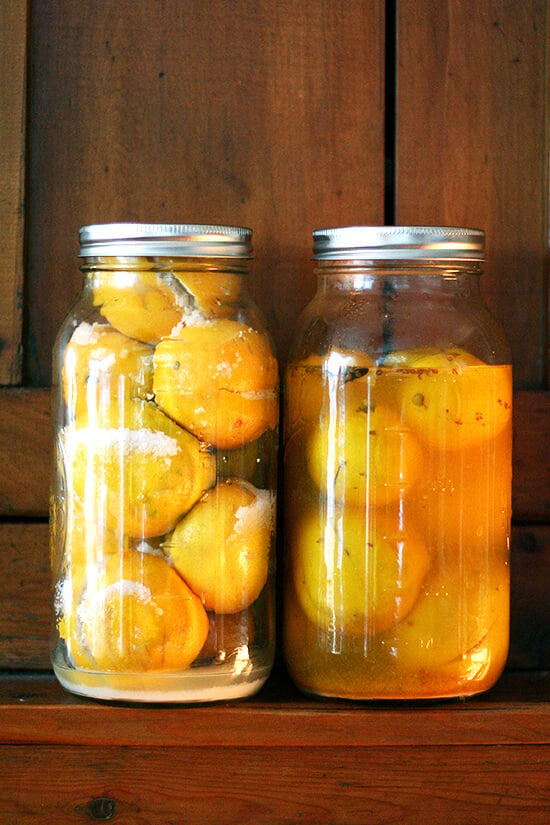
[78,223,252,258]
[312,226,485,261]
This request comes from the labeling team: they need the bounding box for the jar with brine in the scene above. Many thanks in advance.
[283,226,512,700]
[50,223,278,702]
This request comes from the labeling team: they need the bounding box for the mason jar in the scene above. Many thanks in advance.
[50,223,278,702]
[283,226,512,700]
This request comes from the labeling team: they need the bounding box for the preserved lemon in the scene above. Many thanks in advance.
[65,399,215,537]
[292,507,430,636]
[285,350,374,434]
[385,348,512,450]
[62,322,153,422]
[72,549,209,672]
[93,270,187,344]
[307,393,424,508]
[153,319,278,449]
[176,270,242,318]
[165,480,274,614]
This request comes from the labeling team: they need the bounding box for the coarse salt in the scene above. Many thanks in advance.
[65,426,180,459]
[234,488,276,536]
[70,322,107,347]
[169,309,213,337]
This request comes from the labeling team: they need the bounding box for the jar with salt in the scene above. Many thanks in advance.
[50,223,278,702]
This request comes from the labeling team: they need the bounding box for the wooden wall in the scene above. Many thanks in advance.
[1,0,549,672]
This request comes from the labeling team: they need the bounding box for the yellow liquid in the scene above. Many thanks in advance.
[283,355,512,699]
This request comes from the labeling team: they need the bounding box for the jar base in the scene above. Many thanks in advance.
[53,660,272,703]
[290,680,495,702]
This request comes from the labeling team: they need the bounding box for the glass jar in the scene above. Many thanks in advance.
[283,226,512,700]
[50,223,279,702]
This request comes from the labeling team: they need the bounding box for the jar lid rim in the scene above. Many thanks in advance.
[312,225,485,261]
[78,223,253,258]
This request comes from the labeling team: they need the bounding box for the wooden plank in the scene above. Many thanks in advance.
[1,519,549,671]
[24,0,385,385]
[512,391,550,521]
[0,521,50,670]
[0,388,547,521]
[0,388,51,517]
[2,670,550,748]
[395,0,549,388]
[0,0,26,385]
[2,741,550,823]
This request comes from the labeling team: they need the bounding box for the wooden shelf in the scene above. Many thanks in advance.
[3,667,550,748]
[3,667,550,823]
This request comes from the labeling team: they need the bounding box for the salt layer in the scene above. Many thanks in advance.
[70,322,108,347]
[65,426,179,459]
[234,488,276,536]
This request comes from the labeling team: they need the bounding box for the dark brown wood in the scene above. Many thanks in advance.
[2,671,550,823]
[512,392,550,522]
[0,388,51,517]
[2,741,550,824]
[0,521,50,669]
[0,0,26,386]
[24,0,385,386]
[2,670,550,748]
[395,0,549,389]
[510,525,550,670]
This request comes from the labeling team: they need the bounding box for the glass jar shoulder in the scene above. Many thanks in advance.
[287,281,510,368]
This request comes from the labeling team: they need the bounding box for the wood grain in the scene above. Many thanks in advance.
[395,0,549,388]
[2,740,550,823]
[512,391,550,521]
[0,389,51,517]
[0,0,26,385]
[3,670,550,748]
[0,521,50,669]
[24,0,385,385]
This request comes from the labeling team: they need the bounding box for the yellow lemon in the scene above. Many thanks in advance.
[307,389,424,508]
[285,349,375,434]
[383,348,512,450]
[293,507,430,636]
[176,271,242,318]
[62,323,153,422]
[165,480,275,614]
[93,270,187,344]
[74,549,209,672]
[57,524,134,671]
[390,556,509,671]
[65,399,216,538]
[153,319,278,449]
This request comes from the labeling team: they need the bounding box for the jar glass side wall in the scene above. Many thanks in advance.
[283,257,512,700]
[50,255,278,702]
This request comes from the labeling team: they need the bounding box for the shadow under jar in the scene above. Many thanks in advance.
[50,223,278,702]
[283,226,512,700]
